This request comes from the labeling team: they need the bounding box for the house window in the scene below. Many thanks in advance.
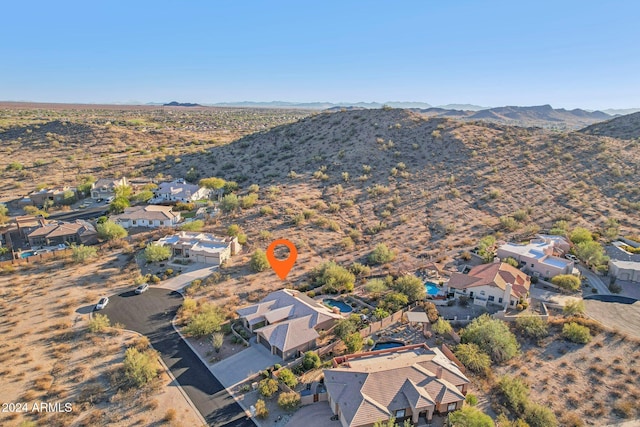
[132,220,137,225]
[395,409,405,418]
[447,403,457,412]
[488,296,495,302]
[480,291,485,296]
[531,263,534,268]
[499,297,503,303]
[510,300,515,306]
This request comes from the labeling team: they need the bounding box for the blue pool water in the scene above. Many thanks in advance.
[372,340,405,351]
[323,298,353,313]
[425,282,440,295]
[20,251,36,259]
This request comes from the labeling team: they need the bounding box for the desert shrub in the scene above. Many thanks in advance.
[449,406,494,427]
[379,292,409,312]
[123,347,159,387]
[302,351,321,370]
[132,335,151,352]
[219,194,239,213]
[258,378,279,397]
[477,235,496,262]
[212,332,224,353]
[391,275,426,302]
[365,278,388,296]
[504,257,519,268]
[515,316,548,340]
[569,227,592,244]
[461,314,519,363]
[497,375,530,416]
[500,216,519,231]
[333,318,358,340]
[574,240,608,266]
[175,202,196,211]
[240,193,259,209]
[311,261,355,293]
[200,177,226,190]
[562,322,591,344]
[421,302,439,323]
[524,403,557,427]
[255,399,268,418]
[163,408,177,422]
[454,343,491,375]
[183,303,225,337]
[344,332,363,353]
[368,243,396,265]
[109,196,130,213]
[432,318,453,335]
[97,221,128,241]
[277,391,300,410]
[563,300,585,316]
[259,206,274,215]
[72,244,98,263]
[179,220,204,231]
[277,368,298,388]
[143,244,171,262]
[350,262,371,277]
[250,249,270,272]
[89,313,110,333]
[465,393,478,406]
[550,274,580,292]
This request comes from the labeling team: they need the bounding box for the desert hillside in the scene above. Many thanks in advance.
[153,107,640,282]
[580,111,640,140]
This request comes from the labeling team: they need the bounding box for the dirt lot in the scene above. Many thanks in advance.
[493,329,640,426]
[0,251,203,427]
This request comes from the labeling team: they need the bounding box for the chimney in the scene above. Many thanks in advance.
[503,283,512,309]
[436,366,443,379]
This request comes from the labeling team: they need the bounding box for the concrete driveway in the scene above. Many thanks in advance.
[159,263,219,292]
[211,338,282,388]
[98,288,254,427]
[285,402,340,427]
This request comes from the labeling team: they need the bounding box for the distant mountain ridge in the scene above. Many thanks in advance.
[580,111,640,139]
[210,101,434,109]
[415,104,611,129]
[163,101,202,107]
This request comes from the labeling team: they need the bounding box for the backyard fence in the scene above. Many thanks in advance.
[1,248,72,268]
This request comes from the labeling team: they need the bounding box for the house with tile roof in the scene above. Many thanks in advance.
[447,262,530,309]
[497,235,574,279]
[27,220,97,247]
[111,205,180,228]
[156,231,241,265]
[324,344,470,426]
[236,289,342,360]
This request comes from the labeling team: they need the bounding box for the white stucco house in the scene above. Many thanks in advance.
[111,205,180,228]
[609,260,640,283]
[152,179,210,203]
[497,235,574,279]
[91,177,128,200]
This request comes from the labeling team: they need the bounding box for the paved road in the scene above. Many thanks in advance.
[98,288,254,427]
[49,206,108,221]
[577,264,610,295]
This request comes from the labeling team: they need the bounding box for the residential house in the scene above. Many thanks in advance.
[236,289,341,360]
[16,216,46,240]
[324,344,470,426]
[609,260,640,283]
[111,205,180,229]
[156,231,241,265]
[152,179,210,203]
[28,187,77,207]
[447,262,531,309]
[91,177,128,200]
[27,220,97,247]
[497,235,574,279]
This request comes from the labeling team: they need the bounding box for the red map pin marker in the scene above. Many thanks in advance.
[266,239,298,280]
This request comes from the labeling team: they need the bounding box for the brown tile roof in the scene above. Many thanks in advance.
[257,315,319,353]
[112,205,178,222]
[448,262,530,298]
[27,220,96,240]
[325,345,469,426]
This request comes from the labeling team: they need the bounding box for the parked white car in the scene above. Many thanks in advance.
[95,297,109,310]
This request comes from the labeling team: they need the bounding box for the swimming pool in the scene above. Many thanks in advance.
[20,251,36,259]
[425,282,440,296]
[323,298,353,313]
[372,340,405,351]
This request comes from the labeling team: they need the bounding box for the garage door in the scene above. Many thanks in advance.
[205,256,217,264]
[620,273,630,281]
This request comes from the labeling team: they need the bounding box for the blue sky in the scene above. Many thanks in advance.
[2,1,639,109]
